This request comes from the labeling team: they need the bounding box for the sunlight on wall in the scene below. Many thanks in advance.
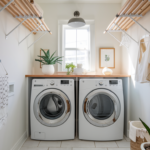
[128,55,136,87]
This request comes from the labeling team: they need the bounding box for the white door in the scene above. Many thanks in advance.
[83,89,121,127]
[33,89,71,127]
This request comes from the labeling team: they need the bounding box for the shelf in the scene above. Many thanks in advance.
[25,74,131,78]
[104,0,150,33]
[0,0,52,38]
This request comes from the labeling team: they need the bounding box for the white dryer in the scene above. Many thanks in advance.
[30,79,75,140]
[79,79,124,141]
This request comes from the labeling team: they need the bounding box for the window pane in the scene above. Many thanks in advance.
[77,29,89,50]
[65,29,76,48]
[65,50,76,65]
[77,51,89,70]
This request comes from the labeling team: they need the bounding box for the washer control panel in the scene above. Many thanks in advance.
[32,79,74,88]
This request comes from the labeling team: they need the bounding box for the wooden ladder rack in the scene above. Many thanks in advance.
[104,0,150,47]
[0,0,52,46]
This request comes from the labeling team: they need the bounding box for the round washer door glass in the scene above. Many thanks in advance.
[83,89,121,127]
[34,89,71,127]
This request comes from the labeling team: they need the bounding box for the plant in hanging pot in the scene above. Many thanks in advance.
[35,49,63,75]
[140,118,150,150]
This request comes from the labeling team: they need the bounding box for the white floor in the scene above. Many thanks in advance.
[20,136,130,150]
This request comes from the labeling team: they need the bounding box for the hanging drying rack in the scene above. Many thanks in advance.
[0,0,52,47]
[104,0,150,48]
[0,60,8,75]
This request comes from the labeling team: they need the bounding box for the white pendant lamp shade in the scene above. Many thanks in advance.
[68,11,86,28]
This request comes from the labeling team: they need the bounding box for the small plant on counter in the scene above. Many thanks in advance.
[35,49,63,75]
[65,63,76,75]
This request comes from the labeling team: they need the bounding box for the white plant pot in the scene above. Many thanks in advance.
[73,64,84,75]
[42,65,55,75]
[141,142,150,150]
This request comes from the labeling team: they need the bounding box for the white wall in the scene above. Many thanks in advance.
[121,11,150,126]
[34,3,122,74]
[0,8,34,150]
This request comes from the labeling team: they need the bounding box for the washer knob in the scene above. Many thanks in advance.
[50,80,55,85]
[99,81,103,86]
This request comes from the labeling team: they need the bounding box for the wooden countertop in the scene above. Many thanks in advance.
[25,73,130,78]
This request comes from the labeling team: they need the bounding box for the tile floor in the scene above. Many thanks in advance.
[21,136,130,150]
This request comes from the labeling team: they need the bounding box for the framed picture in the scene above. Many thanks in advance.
[99,48,115,69]
[40,49,48,68]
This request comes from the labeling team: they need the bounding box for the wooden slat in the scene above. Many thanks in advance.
[106,0,136,32]
[123,1,150,30]
[0,1,16,17]
[113,0,142,30]
[117,0,146,30]
[105,0,150,32]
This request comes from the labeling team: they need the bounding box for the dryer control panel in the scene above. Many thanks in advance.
[96,79,122,87]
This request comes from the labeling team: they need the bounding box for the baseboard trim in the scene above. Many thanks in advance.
[11,131,28,150]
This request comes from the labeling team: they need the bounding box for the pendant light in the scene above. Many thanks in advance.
[68,11,86,28]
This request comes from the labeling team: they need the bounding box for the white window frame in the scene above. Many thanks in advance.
[58,20,95,72]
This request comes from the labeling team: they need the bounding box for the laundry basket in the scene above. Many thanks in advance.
[129,121,150,150]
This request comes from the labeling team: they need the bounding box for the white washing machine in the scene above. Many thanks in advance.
[30,79,75,140]
[79,79,124,141]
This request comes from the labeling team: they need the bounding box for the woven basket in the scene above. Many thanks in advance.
[131,137,147,150]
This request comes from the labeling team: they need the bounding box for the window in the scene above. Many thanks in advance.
[58,21,95,72]
[64,25,90,71]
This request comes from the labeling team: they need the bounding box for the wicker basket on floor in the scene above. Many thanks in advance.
[131,137,147,150]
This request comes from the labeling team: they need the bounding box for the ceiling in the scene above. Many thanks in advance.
[36,0,123,4]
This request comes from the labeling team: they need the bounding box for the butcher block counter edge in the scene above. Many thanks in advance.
[25,74,131,77]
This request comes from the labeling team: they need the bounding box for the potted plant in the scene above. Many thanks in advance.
[35,49,63,75]
[65,63,76,75]
[140,118,150,150]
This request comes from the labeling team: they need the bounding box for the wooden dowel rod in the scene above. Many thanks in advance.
[19,0,31,15]
[0,1,16,17]
[122,2,150,30]
[29,0,41,17]
[125,17,140,30]
[31,18,43,31]
[113,0,141,30]
[41,19,50,32]
[2,0,20,16]
[11,1,25,16]
[118,0,131,15]
[132,0,148,14]
[21,0,34,16]
[25,0,37,16]
[17,18,32,31]
[15,0,29,16]
[141,5,150,15]
[35,18,46,31]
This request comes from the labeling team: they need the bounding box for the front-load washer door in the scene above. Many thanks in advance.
[34,89,71,127]
[83,89,121,127]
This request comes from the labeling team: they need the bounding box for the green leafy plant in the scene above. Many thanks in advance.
[105,55,110,61]
[35,49,63,65]
[65,63,76,75]
[140,118,150,135]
